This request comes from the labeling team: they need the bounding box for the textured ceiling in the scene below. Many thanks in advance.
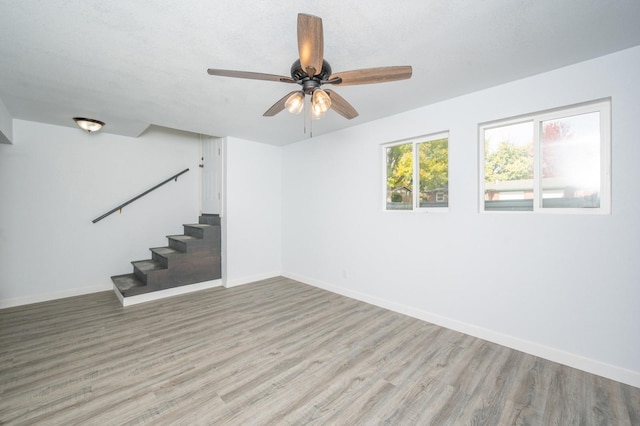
[1,0,640,145]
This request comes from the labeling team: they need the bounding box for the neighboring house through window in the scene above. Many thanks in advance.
[480,99,611,214]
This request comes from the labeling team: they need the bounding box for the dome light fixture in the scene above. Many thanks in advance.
[73,117,105,133]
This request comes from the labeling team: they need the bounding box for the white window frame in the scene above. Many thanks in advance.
[479,99,611,214]
[382,131,449,213]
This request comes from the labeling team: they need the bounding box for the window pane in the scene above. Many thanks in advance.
[418,138,448,208]
[386,143,413,210]
[541,112,600,208]
[483,122,534,211]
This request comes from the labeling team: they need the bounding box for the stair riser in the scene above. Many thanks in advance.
[132,266,148,284]
[151,251,169,268]
[168,239,219,254]
[199,214,221,226]
[164,254,220,287]
[152,250,219,269]
[183,224,220,239]
[168,238,187,252]
[134,267,169,287]
[183,226,204,239]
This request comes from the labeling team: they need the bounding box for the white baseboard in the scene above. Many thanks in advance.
[115,279,222,307]
[0,284,113,309]
[224,271,281,288]
[282,272,640,389]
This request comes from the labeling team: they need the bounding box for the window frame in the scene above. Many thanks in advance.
[479,99,611,214]
[382,131,450,213]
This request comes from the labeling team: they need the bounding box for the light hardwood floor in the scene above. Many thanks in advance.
[1,277,638,425]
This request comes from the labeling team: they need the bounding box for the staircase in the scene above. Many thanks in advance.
[112,214,221,301]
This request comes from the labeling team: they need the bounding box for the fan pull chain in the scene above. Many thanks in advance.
[304,96,308,136]
[309,95,314,138]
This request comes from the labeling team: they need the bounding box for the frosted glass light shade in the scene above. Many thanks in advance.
[73,117,105,133]
[285,92,305,114]
[311,89,331,114]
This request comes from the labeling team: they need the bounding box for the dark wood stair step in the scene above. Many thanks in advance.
[132,259,167,285]
[167,234,198,252]
[151,246,179,256]
[167,235,196,242]
[183,223,215,239]
[111,273,148,297]
[199,214,220,225]
[132,259,165,273]
[150,246,180,268]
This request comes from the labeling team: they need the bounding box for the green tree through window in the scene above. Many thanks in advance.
[384,133,449,211]
[419,138,448,206]
[484,141,533,183]
[386,143,413,191]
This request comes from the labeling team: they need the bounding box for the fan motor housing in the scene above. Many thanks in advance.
[290,59,332,82]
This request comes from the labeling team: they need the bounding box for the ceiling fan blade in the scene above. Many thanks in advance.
[297,13,324,77]
[324,89,359,120]
[207,69,295,83]
[329,66,412,86]
[263,90,300,117]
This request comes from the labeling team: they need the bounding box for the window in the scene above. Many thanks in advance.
[384,132,449,211]
[480,99,610,214]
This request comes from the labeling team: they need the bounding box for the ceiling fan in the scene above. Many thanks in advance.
[207,13,412,120]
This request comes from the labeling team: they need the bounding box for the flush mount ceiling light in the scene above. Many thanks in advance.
[73,117,105,133]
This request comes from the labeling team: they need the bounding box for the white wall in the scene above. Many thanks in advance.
[0,121,201,307]
[281,46,640,387]
[223,137,281,287]
[0,98,12,144]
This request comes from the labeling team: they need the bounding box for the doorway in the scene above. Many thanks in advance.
[200,136,224,215]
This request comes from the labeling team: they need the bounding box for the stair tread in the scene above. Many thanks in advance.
[167,234,197,241]
[184,223,213,228]
[150,246,179,256]
[112,273,145,291]
[132,259,164,272]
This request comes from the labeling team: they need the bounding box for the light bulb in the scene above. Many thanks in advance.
[285,91,304,115]
[311,89,331,114]
[311,103,326,120]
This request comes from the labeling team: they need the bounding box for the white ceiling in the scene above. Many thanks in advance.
[1,0,640,145]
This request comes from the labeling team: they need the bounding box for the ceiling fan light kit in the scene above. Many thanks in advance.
[73,117,105,133]
[207,13,412,123]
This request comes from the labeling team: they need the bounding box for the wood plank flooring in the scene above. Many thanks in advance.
[1,277,638,425]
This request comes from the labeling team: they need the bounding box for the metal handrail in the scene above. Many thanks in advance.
[92,168,189,223]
